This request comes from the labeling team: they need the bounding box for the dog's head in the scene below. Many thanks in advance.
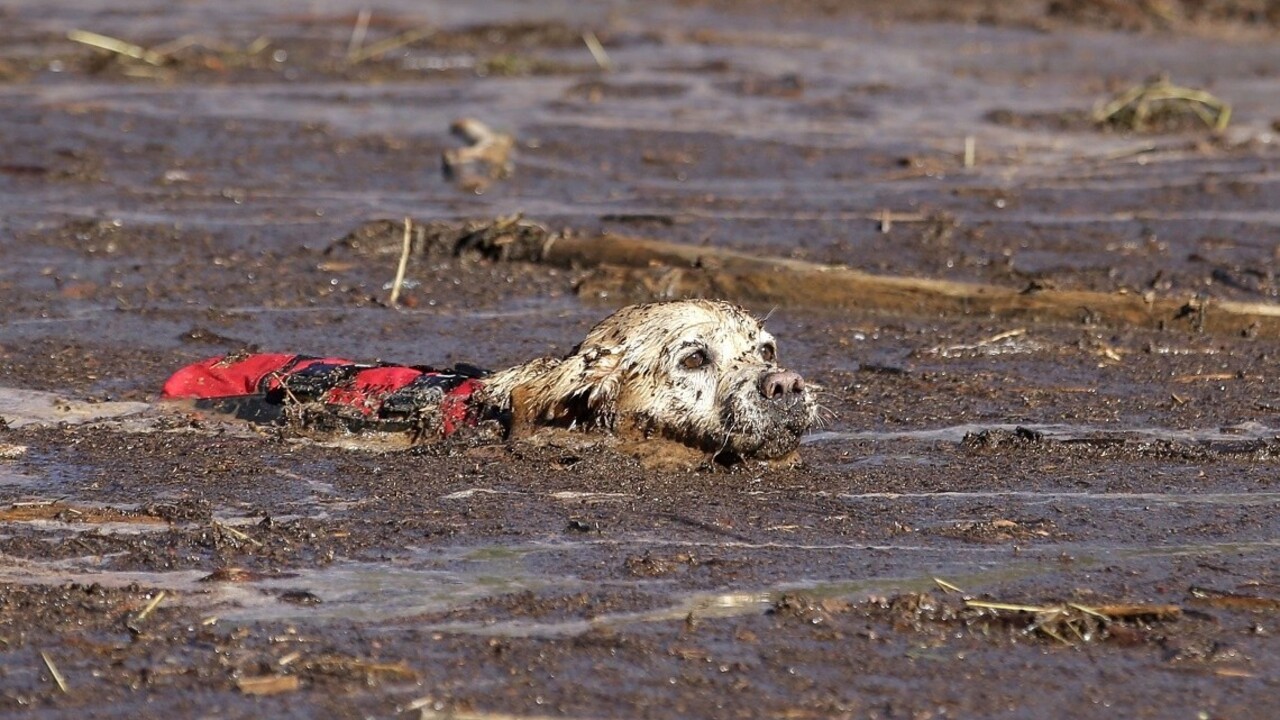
[487,300,817,462]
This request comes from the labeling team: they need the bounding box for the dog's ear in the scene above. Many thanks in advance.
[509,347,622,435]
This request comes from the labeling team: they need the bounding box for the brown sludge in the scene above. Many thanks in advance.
[3,0,1280,717]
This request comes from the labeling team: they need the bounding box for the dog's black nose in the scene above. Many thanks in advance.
[760,370,805,399]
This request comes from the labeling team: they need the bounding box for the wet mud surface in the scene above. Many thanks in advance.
[3,0,1280,717]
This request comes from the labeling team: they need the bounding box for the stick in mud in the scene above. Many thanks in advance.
[423,218,1280,339]
[341,217,1280,339]
[965,598,1181,645]
[345,8,373,62]
[582,30,613,71]
[40,652,68,693]
[66,29,166,65]
[212,521,263,548]
[346,27,434,65]
[933,577,964,594]
[388,217,413,306]
[237,675,300,696]
[134,590,168,624]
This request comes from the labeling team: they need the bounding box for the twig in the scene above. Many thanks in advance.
[938,328,1027,355]
[237,674,299,695]
[146,34,201,58]
[878,208,892,234]
[67,29,166,65]
[582,31,613,71]
[388,217,413,306]
[41,652,68,693]
[135,590,167,623]
[965,600,1057,613]
[213,520,263,547]
[963,135,976,168]
[1066,603,1112,620]
[405,700,571,720]
[347,28,433,64]
[980,328,1027,345]
[245,36,272,56]
[346,8,373,62]
[933,577,964,594]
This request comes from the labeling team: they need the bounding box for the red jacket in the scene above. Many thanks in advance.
[162,353,486,436]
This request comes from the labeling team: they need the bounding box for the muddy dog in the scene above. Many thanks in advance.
[164,299,817,467]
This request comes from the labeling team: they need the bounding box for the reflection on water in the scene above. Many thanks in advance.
[2,535,1277,635]
[0,387,149,429]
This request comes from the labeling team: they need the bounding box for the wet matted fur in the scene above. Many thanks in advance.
[479,299,818,466]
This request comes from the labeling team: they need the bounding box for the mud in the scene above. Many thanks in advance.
[2,0,1280,717]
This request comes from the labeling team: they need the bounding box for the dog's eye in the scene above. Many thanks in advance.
[681,349,709,370]
[760,344,776,363]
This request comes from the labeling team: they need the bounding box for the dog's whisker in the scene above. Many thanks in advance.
[812,403,837,430]
[715,412,741,459]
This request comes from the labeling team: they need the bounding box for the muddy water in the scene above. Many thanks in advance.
[3,0,1280,717]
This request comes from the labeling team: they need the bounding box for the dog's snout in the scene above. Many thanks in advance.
[760,370,804,399]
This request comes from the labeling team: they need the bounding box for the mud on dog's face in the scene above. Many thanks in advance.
[505,300,817,462]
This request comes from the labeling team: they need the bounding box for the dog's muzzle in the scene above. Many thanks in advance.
[714,369,813,461]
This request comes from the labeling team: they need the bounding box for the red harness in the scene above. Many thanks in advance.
[163,354,486,436]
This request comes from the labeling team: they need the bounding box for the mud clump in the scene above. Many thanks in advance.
[328,216,557,265]
[768,593,852,624]
[624,551,696,577]
[961,426,1044,451]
